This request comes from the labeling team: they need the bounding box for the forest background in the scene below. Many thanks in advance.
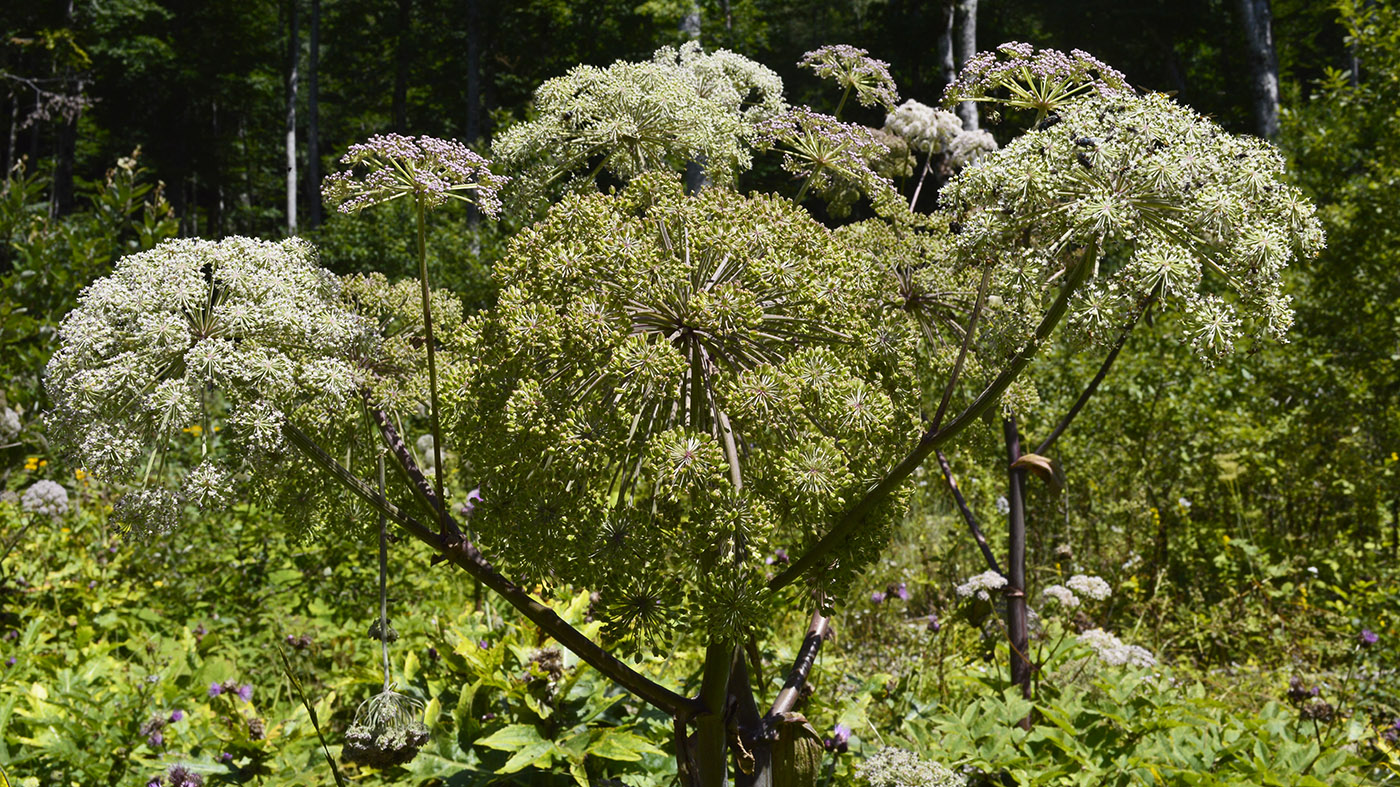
[1,0,1398,785]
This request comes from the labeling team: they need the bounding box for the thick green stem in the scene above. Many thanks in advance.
[768,243,1097,592]
[377,454,391,691]
[691,642,736,787]
[414,196,447,531]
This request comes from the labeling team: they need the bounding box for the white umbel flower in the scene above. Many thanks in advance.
[1066,574,1112,601]
[956,569,1007,601]
[21,480,69,518]
[884,99,962,154]
[0,407,20,441]
[1077,628,1157,668]
[1042,584,1080,608]
[45,237,373,534]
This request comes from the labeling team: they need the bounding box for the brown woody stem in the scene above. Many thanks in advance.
[283,421,700,719]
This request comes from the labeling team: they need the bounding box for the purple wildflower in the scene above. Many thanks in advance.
[219,752,234,764]
[5,657,14,667]
[890,582,909,601]
[871,590,886,605]
[925,614,941,633]
[147,730,163,747]
[166,764,204,787]
[235,683,253,702]
[1359,629,1379,647]
[207,682,223,697]
[824,723,852,753]
[169,709,184,723]
[147,779,162,787]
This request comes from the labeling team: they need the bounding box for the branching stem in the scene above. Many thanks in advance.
[768,242,1097,592]
[282,421,700,719]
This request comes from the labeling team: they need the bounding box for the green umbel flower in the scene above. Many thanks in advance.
[445,174,923,649]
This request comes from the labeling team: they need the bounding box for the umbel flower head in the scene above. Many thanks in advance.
[855,746,966,787]
[884,99,963,155]
[343,686,430,768]
[323,133,508,215]
[800,44,900,110]
[940,85,1324,359]
[449,173,923,650]
[44,237,373,536]
[20,480,69,518]
[493,43,784,214]
[944,41,1132,123]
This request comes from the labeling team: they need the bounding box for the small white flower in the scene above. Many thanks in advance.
[956,569,1007,601]
[1066,574,1112,601]
[995,496,1010,515]
[1077,628,1157,668]
[1042,584,1080,608]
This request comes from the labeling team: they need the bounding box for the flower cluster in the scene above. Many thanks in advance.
[343,687,430,768]
[946,128,998,169]
[44,237,373,536]
[884,99,963,155]
[323,133,507,215]
[1042,584,1080,608]
[956,569,1007,601]
[20,480,68,518]
[494,44,783,214]
[800,44,899,110]
[1077,627,1157,668]
[755,106,909,220]
[0,406,19,441]
[208,679,253,701]
[943,41,1131,121]
[855,746,966,787]
[1065,573,1112,600]
[147,764,203,787]
[450,173,923,647]
[941,86,1324,359]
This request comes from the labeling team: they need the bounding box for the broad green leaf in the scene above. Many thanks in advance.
[476,723,549,750]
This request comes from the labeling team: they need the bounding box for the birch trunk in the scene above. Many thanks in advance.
[1236,0,1279,138]
[286,0,299,235]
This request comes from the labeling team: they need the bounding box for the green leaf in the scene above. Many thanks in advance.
[588,729,663,762]
[475,723,549,751]
[499,741,556,773]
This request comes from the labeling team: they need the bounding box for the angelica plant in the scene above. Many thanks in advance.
[43,40,1323,787]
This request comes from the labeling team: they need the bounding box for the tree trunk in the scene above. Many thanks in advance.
[465,0,482,145]
[954,0,979,129]
[1236,0,1279,137]
[307,0,321,228]
[393,0,413,133]
[52,114,76,217]
[681,2,702,41]
[934,1,956,89]
[1004,417,1032,711]
[5,95,16,181]
[286,0,299,235]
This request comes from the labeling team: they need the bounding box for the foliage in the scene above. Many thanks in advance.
[0,154,178,413]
